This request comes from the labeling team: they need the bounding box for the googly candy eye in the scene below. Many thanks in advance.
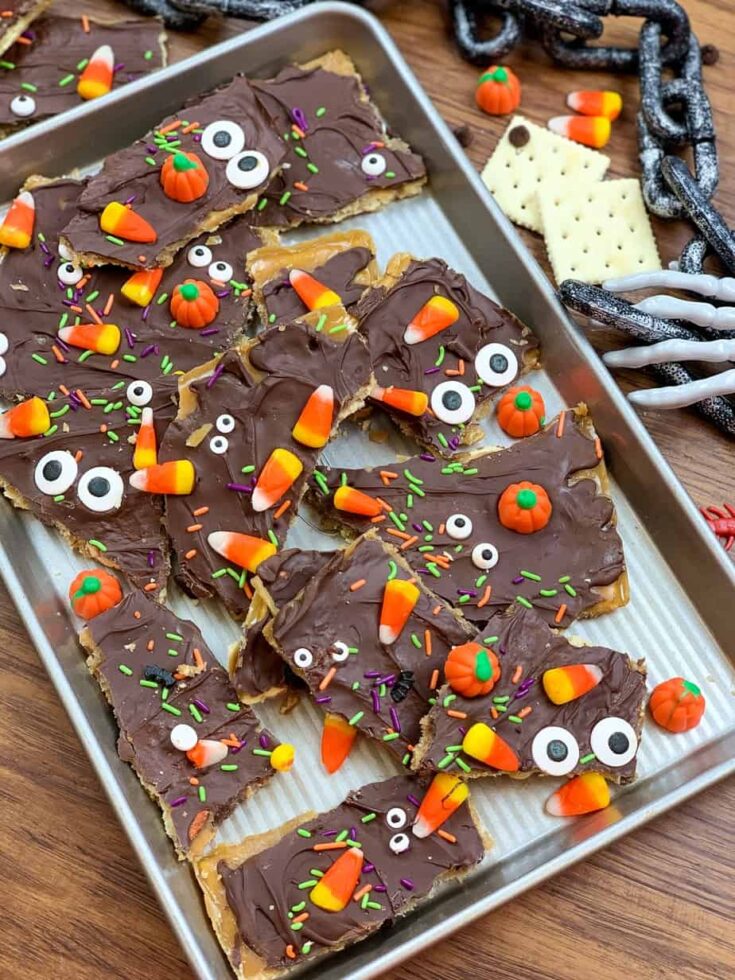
[475,343,518,387]
[57,262,84,286]
[330,641,350,663]
[34,450,78,495]
[471,542,499,570]
[126,379,153,407]
[215,413,235,434]
[385,807,407,830]
[58,241,73,261]
[201,120,245,160]
[590,717,638,767]
[225,151,270,190]
[10,93,36,118]
[77,466,124,513]
[208,260,233,283]
[361,152,387,176]
[446,513,473,540]
[293,647,313,669]
[389,832,410,854]
[209,434,229,455]
[187,243,212,268]
[430,380,476,425]
[0,332,8,356]
[531,726,580,776]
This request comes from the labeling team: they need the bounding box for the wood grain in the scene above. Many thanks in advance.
[1,1,733,979]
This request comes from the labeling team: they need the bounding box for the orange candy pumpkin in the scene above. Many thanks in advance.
[170,279,220,328]
[498,481,552,533]
[68,569,123,619]
[497,386,545,438]
[445,642,500,698]
[160,151,209,203]
[649,677,705,733]
[475,65,522,116]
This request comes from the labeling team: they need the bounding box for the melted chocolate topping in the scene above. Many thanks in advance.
[218,774,484,968]
[250,63,426,227]
[262,247,373,323]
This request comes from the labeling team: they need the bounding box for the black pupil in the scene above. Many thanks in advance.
[215,264,226,272]
[237,155,258,172]
[547,739,568,762]
[454,517,466,527]
[213,130,231,147]
[43,459,62,482]
[88,476,110,498]
[481,548,493,561]
[133,385,144,397]
[489,353,508,373]
[195,249,205,257]
[442,390,463,411]
[608,732,629,755]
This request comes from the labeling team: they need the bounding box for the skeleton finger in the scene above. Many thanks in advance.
[634,295,735,329]
[603,269,735,302]
[629,367,735,410]
[604,338,735,369]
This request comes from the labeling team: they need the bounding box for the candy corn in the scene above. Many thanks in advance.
[270,743,295,772]
[292,384,334,448]
[0,397,50,439]
[251,448,303,512]
[99,202,157,243]
[207,530,277,573]
[77,44,115,101]
[566,90,622,121]
[122,267,163,307]
[542,664,603,705]
[461,722,520,772]
[129,459,195,495]
[0,190,35,249]
[187,738,229,769]
[547,115,611,149]
[412,773,469,838]
[288,268,341,311]
[372,385,428,417]
[58,322,121,356]
[310,847,364,912]
[545,772,610,817]
[333,485,382,518]
[133,407,157,470]
[379,578,420,645]
[403,295,459,345]
[321,713,357,774]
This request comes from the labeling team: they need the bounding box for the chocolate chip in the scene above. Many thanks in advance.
[452,123,473,148]
[508,125,530,148]
[701,44,719,66]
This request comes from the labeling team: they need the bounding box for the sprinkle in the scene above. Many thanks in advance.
[580,752,596,764]
[198,786,207,803]
[437,754,455,769]
[58,73,75,87]
[162,703,182,716]
[438,829,457,844]
[118,664,133,676]
[520,570,542,582]
[518,706,533,718]
[594,436,603,459]
[313,842,347,852]
[387,560,397,581]
[88,539,107,553]
[348,711,364,726]
[508,714,523,724]
[564,583,578,597]
[539,589,558,597]
[221,764,239,772]
[555,603,568,623]
[313,471,329,496]
[31,352,47,365]
[516,596,533,609]
[350,579,366,592]
[556,412,566,438]
[319,667,337,691]
[274,499,291,520]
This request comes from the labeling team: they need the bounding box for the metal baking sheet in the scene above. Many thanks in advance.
[1,4,734,979]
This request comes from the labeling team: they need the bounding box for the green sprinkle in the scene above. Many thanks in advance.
[161,687,169,702]
[462,467,478,476]
[388,510,406,531]
[539,589,558,597]
[298,879,317,890]
[291,922,304,932]
[351,680,360,691]
[221,764,239,772]
[437,753,455,769]
[297,828,312,838]
[404,468,423,485]
[156,292,169,305]
[360,892,371,910]
[105,235,125,246]
[20,82,37,92]
[225,568,241,583]
[315,106,326,117]
[58,73,76,86]
[144,50,154,60]
[302,941,313,954]
[166,632,183,642]
[580,753,596,764]
[458,594,471,605]
[383,732,400,741]
[387,560,397,581]
[53,495,65,503]
[425,562,441,579]
[493,695,510,703]
[294,145,308,158]
[162,703,181,716]
[516,596,533,609]
[508,715,523,724]
[268,312,277,323]
[558,575,571,583]
[122,354,137,363]
[410,633,422,649]
[313,471,329,496]
[252,748,271,757]
[445,744,463,753]
[402,753,411,767]
[279,190,292,205]
[483,637,499,647]
[91,398,107,406]
[455,757,472,773]
[226,702,240,712]
[435,345,445,367]
[86,290,100,303]
[49,405,70,419]
[328,323,347,334]
[241,464,256,474]
[406,493,414,508]
[521,570,542,582]
[140,679,158,689]
[58,313,69,330]
[475,574,488,588]
[348,711,364,726]
[564,583,578,597]
[309,869,323,878]
[189,704,203,723]
[315,313,327,332]
[437,432,449,449]
[107,431,119,443]
[0,60,15,70]
[267,529,278,547]
[198,786,207,803]
[335,829,348,842]
[167,648,179,658]
[361,812,377,823]
[118,664,133,676]
[306,162,319,174]
[31,353,48,365]
[366,901,383,911]
[418,545,433,553]
[88,539,107,553]
[257,198,268,211]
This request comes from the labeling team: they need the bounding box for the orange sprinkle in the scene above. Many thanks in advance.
[69,304,84,314]
[77,275,91,290]
[386,528,411,541]
[350,578,366,592]
[133,610,141,620]
[193,506,209,517]
[138,255,147,265]
[110,359,119,369]
[425,554,450,568]
[274,498,291,520]
[193,648,205,669]
[185,548,197,560]
[103,293,115,316]
[424,629,432,657]
[432,604,442,616]
[556,412,566,438]
[447,709,468,719]
[59,385,70,396]
[379,470,398,484]
[1,12,14,19]
[512,665,523,684]
[370,514,386,523]
[353,884,373,902]
[518,706,533,718]
[181,121,200,134]
[319,666,337,691]
[144,582,157,592]
[457,358,465,375]
[555,603,568,624]
[375,496,393,512]
[85,303,102,324]
[477,585,492,608]
[243,580,253,599]
[490,707,499,720]
[291,124,306,139]
[371,141,385,148]
[220,736,241,748]
[99,424,107,433]
[292,912,309,924]
[430,669,439,689]
[189,777,199,786]
[74,449,84,462]
[159,119,182,134]
[293,181,309,192]
[594,436,603,459]
[438,522,446,535]
[16,35,31,44]
[147,639,155,651]
[187,523,203,533]
[285,945,297,961]
[313,841,347,852]
[81,14,90,32]
[444,368,461,377]
[437,829,457,844]
[76,389,91,409]
[400,535,418,551]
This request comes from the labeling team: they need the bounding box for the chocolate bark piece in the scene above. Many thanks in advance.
[195,774,488,976]
[160,316,373,619]
[0,381,172,590]
[309,407,628,630]
[356,253,540,455]
[413,605,647,784]
[263,532,474,768]
[229,548,335,703]
[0,176,271,403]
[79,589,282,859]
[246,228,378,326]
[250,50,427,229]
[0,0,51,57]
[0,14,165,136]
[60,74,286,270]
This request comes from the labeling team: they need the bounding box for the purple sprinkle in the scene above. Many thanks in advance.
[68,391,81,407]
[124,327,136,349]
[363,862,375,874]
[499,644,506,656]
[199,327,219,337]
[146,145,158,154]
[170,796,188,807]
[124,195,136,206]
[373,884,387,893]
[290,106,308,131]
[322,829,338,838]
[406,794,420,808]
[458,589,477,597]
[259,733,270,749]
[147,550,155,568]
[364,671,380,678]
[56,337,70,353]
[193,698,210,714]
[400,878,415,890]
[193,134,201,143]
[349,827,357,839]
[216,289,229,299]
[114,62,125,72]
[206,361,225,389]
[371,689,380,713]
[376,674,395,687]
[39,241,50,255]
[230,741,245,754]
[43,256,54,269]
[412,523,423,533]
[141,305,151,322]
[361,142,379,155]
[389,707,401,733]
[416,568,429,575]
[424,366,440,375]
[419,453,436,462]
[314,695,332,704]
[140,343,156,357]
[512,576,524,585]
[458,725,467,736]
[227,482,252,494]
[449,435,460,449]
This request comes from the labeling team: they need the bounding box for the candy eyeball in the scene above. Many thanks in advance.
[57,262,84,286]
[430,380,476,425]
[330,641,350,663]
[385,806,407,830]
[389,832,410,854]
[126,379,153,407]
[215,413,235,434]
[361,152,387,177]
[475,343,518,387]
[225,151,270,190]
[471,542,499,570]
[10,93,36,118]
[170,723,198,752]
[77,466,124,513]
[531,726,580,776]
[446,513,473,540]
[187,243,213,268]
[590,717,638,767]
[34,450,78,496]
[209,434,229,455]
[293,647,313,669]
[0,331,8,355]
[208,260,233,283]
[201,120,245,160]
[58,241,73,261]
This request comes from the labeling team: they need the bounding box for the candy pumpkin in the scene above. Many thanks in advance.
[445,642,500,698]
[496,386,545,438]
[160,151,209,203]
[498,481,552,533]
[170,279,219,328]
[69,569,123,619]
[475,65,522,116]
[649,677,705,733]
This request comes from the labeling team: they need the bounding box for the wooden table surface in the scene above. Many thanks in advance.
[2,1,733,978]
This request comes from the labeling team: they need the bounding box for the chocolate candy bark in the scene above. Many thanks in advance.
[246,229,378,326]
[0,0,50,57]
[0,177,268,402]
[250,50,426,228]
[0,383,171,590]
[61,74,286,269]
[263,532,474,769]
[229,548,335,703]
[356,254,539,454]
[413,605,647,784]
[159,317,372,618]
[309,408,627,629]
[195,774,487,976]
[0,14,165,136]
[79,588,283,858]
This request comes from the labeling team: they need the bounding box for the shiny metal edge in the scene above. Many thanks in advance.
[0,4,733,979]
